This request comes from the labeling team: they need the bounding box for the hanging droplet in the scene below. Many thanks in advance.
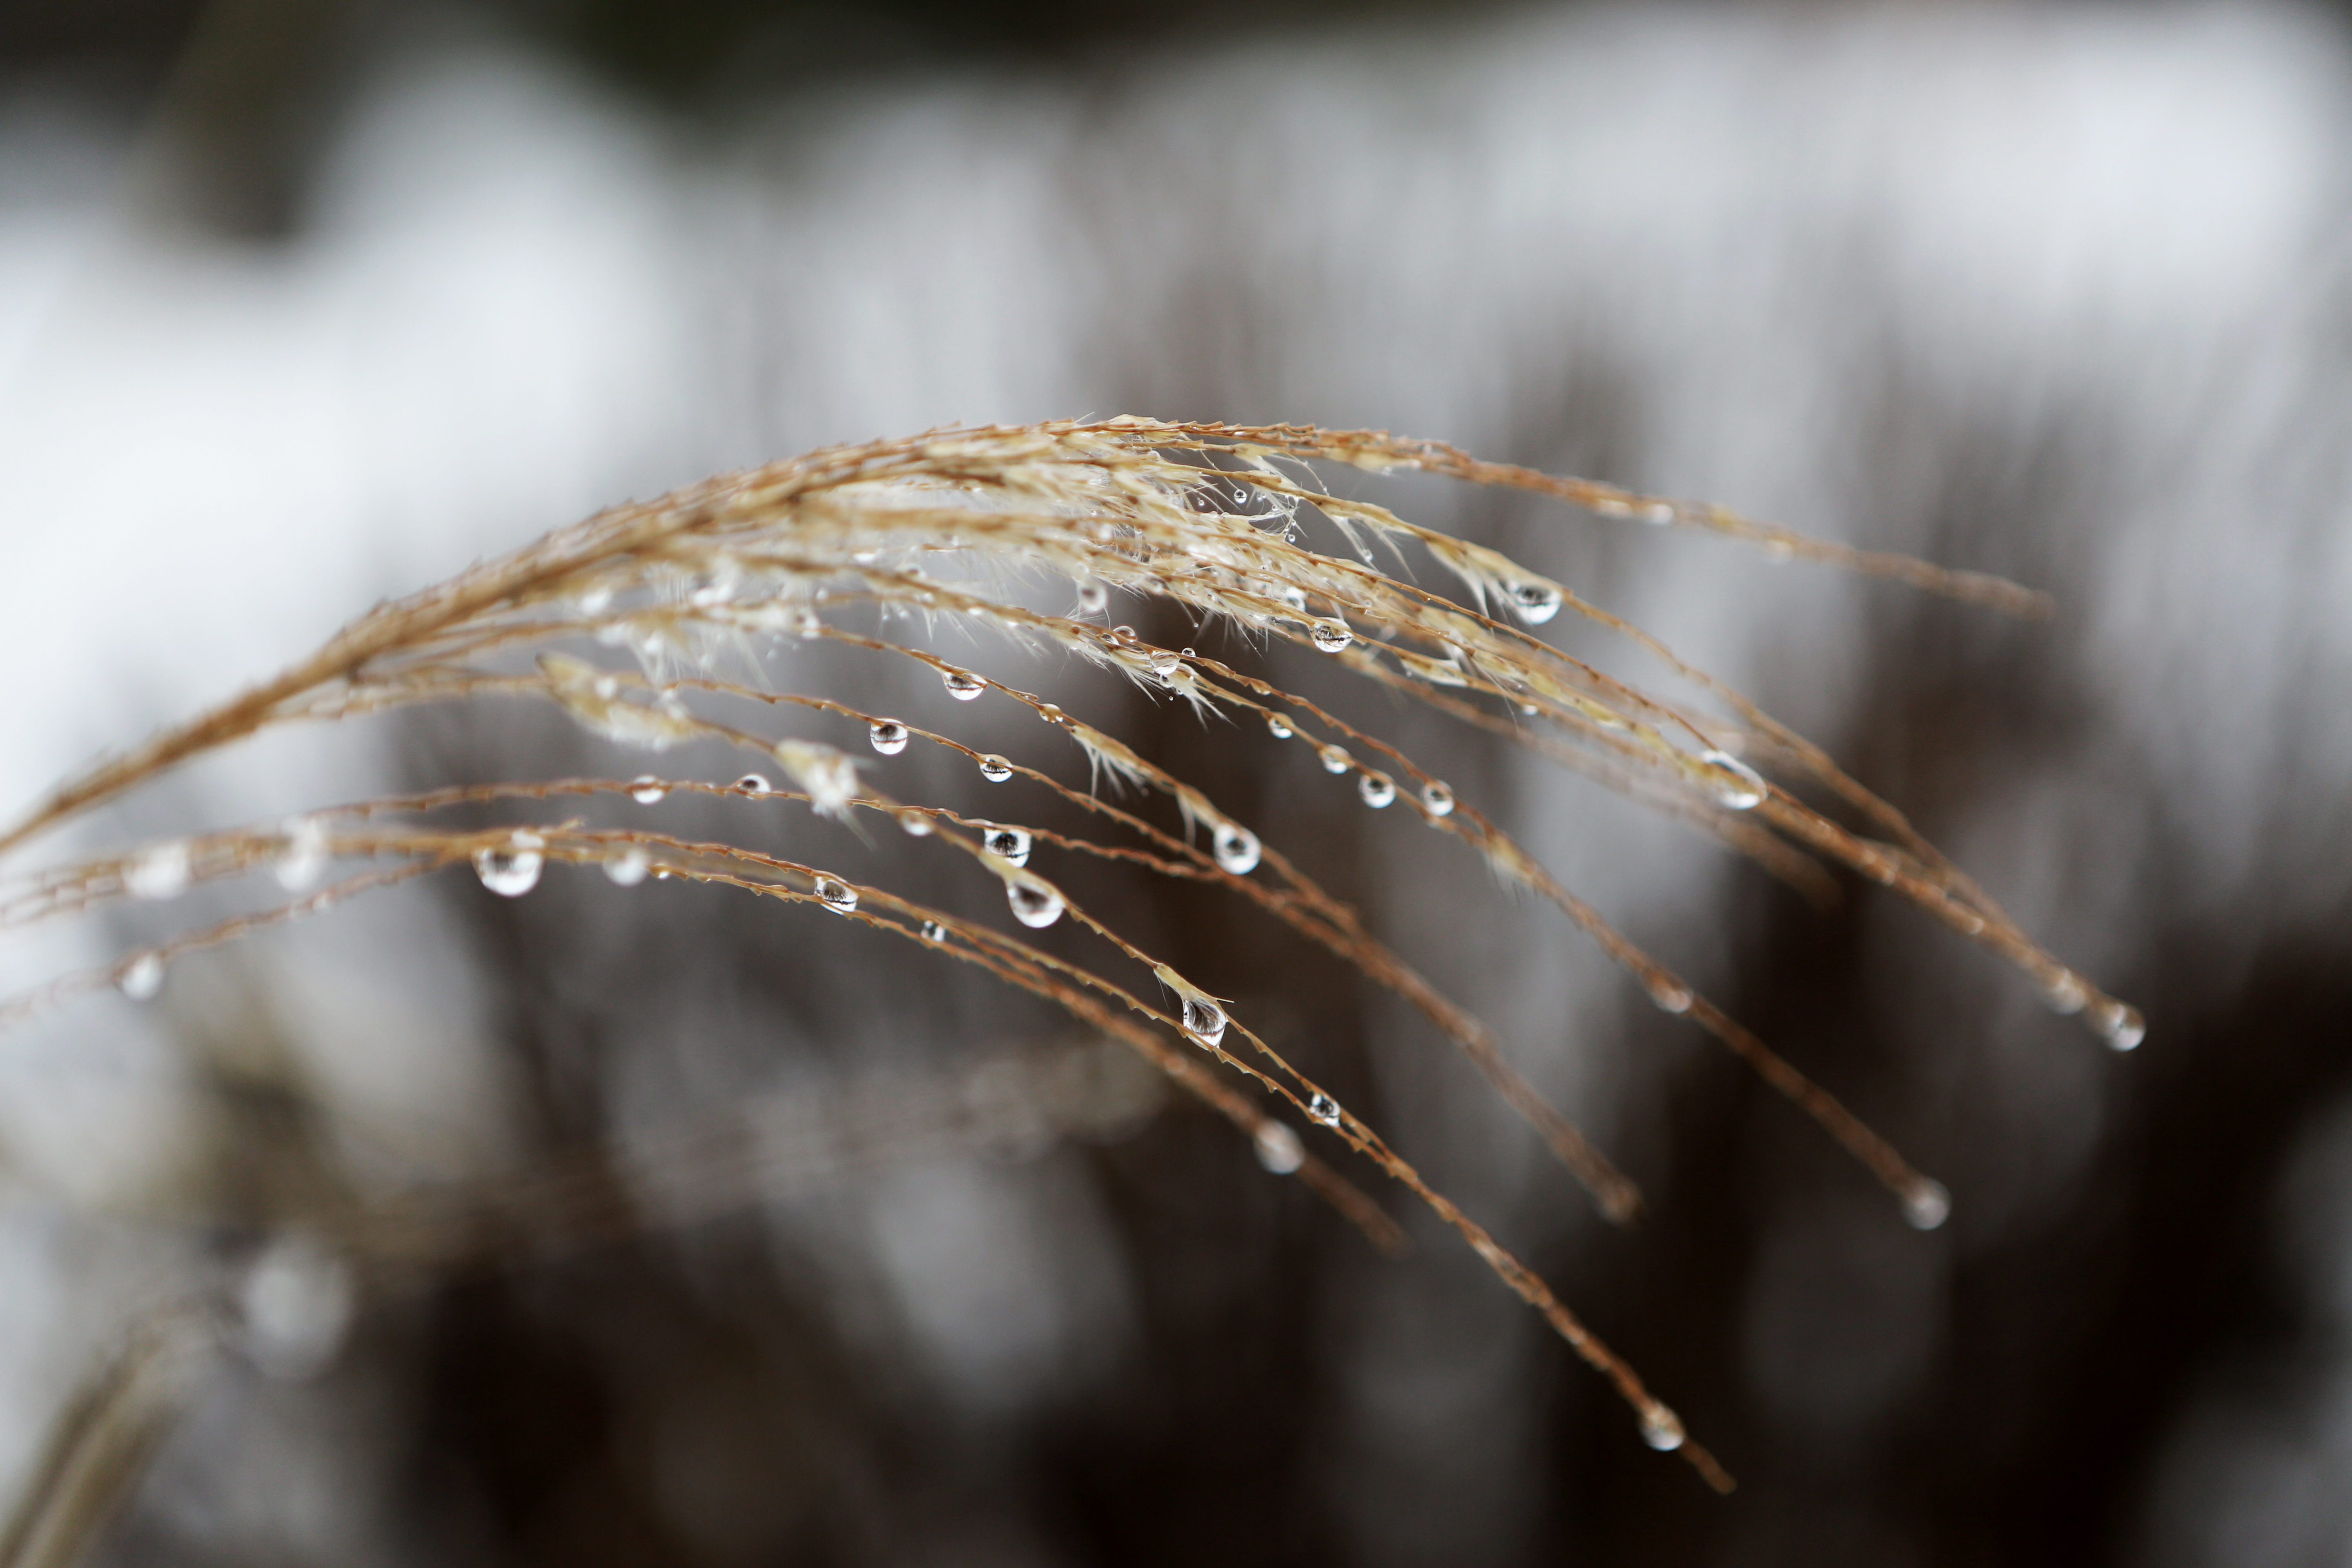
[1308,618,1353,654]
[1075,579,1108,615]
[1253,1121,1305,1174]
[942,668,987,701]
[1274,583,1308,613]
[977,754,1013,783]
[1504,579,1564,625]
[117,952,165,1001]
[898,811,935,837]
[602,847,650,886]
[869,720,910,755]
[473,832,545,897]
[2040,971,2089,1015]
[125,841,191,902]
[1264,713,1292,740]
[1643,501,1676,525]
[1420,782,1455,817]
[1902,1178,1952,1231]
[1006,876,1064,929]
[1639,1404,1686,1452]
[273,817,328,891]
[793,609,824,639]
[1307,1092,1342,1127]
[1181,995,1228,1049]
[1147,648,1182,678]
[815,877,858,915]
[735,773,773,795]
[920,920,948,943]
[629,775,668,804]
[1212,822,1261,875]
[1318,744,1352,775]
[1358,773,1396,808]
[983,825,1032,867]
[1648,978,1694,1015]
[576,584,614,615]
[2090,999,2147,1052]
[1696,748,1767,810]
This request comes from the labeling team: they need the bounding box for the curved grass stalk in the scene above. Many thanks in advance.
[0,418,2139,1490]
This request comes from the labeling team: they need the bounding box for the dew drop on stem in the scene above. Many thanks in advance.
[1697,749,1766,810]
[1307,1092,1342,1128]
[1075,579,1108,615]
[126,841,191,902]
[473,832,545,897]
[1212,822,1260,875]
[1639,1404,1686,1452]
[1318,744,1352,775]
[118,952,164,1001]
[2091,999,2147,1051]
[919,920,948,944]
[735,773,772,795]
[1358,773,1396,808]
[629,776,667,804]
[1504,579,1564,625]
[898,811,934,837]
[1902,1179,1952,1231]
[602,847,649,886]
[273,817,327,891]
[1310,618,1352,653]
[1181,995,1228,1049]
[978,755,1013,783]
[815,877,858,915]
[1006,876,1064,929]
[1420,781,1455,817]
[983,826,1031,867]
[869,721,909,755]
[1264,713,1292,740]
[1253,1122,1305,1174]
[942,668,987,701]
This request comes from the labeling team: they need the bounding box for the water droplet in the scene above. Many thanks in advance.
[603,847,649,886]
[1181,995,1228,1049]
[1264,713,1292,740]
[1274,583,1308,613]
[1212,822,1261,875]
[1253,1121,1305,1174]
[1648,978,1694,1014]
[1643,501,1676,525]
[118,952,164,1001]
[942,668,987,700]
[1639,1404,1686,1452]
[1696,749,1767,810]
[978,754,1013,783]
[273,817,327,891]
[1902,1179,1952,1231]
[983,825,1032,867]
[1358,773,1396,808]
[920,920,949,943]
[1006,876,1064,929]
[1075,579,1108,615]
[2090,999,2146,1052]
[125,841,191,901]
[1318,744,1352,775]
[794,609,824,639]
[629,775,668,804]
[473,832,545,897]
[899,811,935,836]
[1148,648,1182,678]
[576,584,614,615]
[2042,970,2089,1014]
[1309,618,1352,653]
[815,877,858,915]
[1504,579,1564,625]
[735,773,773,795]
[869,720,910,755]
[1307,1092,1342,1127]
[1420,782,1455,817]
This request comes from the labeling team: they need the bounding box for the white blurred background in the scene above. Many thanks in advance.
[4,1,2352,1563]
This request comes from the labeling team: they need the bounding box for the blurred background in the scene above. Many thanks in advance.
[4,0,2352,1562]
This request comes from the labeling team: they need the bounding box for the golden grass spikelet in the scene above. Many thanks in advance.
[0,418,2144,1492]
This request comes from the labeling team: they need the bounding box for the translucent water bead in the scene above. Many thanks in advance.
[982,826,1032,867]
[125,841,191,901]
[1503,579,1564,625]
[1180,995,1228,1049]
[815,877,858,915]
[919,920,949,943]
[1696,749,1767,810]
[1639,1404,1686,1452]
[629,775,668,804]
[942,668,987,701]
[1318,745,1352,775]
[2089,998,2147,1052]
[1419,782,1454,817]
[273,817,328,892]
[602,847,650,886]
[117,952,165,1001]
[1307,1092,1342,1127]
[977,755,1013,783]
[1005,876,1065,929]
[1902,1179,1952,1231]
[1309,618,1352,653]
[1264,713,1293,740]
[1212,822,1261,875]
[473,832,545,897]
[869,720,910,755]
[1253,1122,1305,1174]
[1074,579,1108,615]
[735,773,773,795]
[898,811,935,837]
[1358,773,1396,808]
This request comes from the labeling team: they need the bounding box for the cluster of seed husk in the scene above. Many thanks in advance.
[0,419,2140,1492]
